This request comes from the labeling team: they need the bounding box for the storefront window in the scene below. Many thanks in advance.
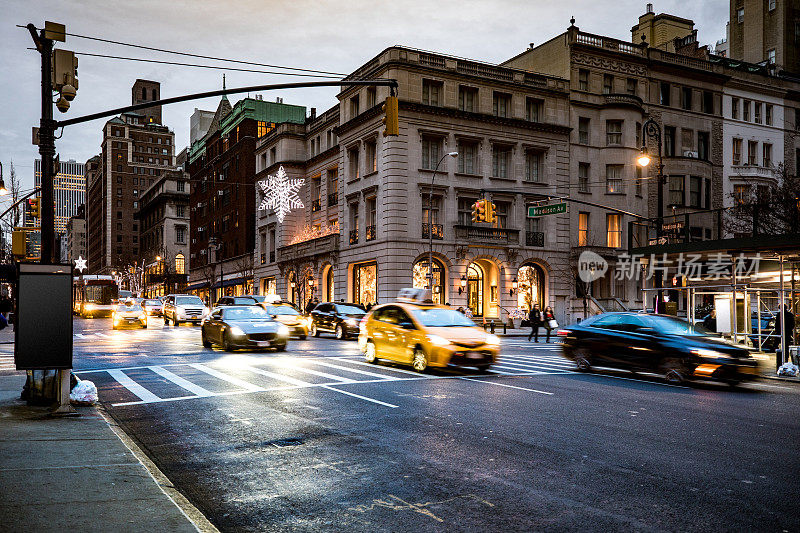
[517,264,545,311]
[412,259,445,304]
[467,262,484,317]
[353,262,377,306]
[265,278,276,296]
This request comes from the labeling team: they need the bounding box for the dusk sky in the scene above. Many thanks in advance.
[1,0,727,193]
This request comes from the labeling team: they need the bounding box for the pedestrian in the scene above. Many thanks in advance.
[0,294,11,320]
[527,303,543,342]
[702,309,717,333]
[457,306,465,315]
[542,305,557,342]
[776,304,796,359]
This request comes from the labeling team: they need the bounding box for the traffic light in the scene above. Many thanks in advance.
[29,198,41,219]
[472,199,486,223]
[381,95,398,136]
[485,202,496,224]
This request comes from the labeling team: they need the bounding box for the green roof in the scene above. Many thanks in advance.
[220,98,306,137]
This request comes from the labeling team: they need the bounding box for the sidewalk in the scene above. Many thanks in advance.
[0,373,214,533]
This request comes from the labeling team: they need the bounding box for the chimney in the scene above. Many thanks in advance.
[646,3,653,14]
[529,42,535,49]
[310,108,317,120]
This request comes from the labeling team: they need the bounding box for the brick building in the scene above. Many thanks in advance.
[728,0,800,73]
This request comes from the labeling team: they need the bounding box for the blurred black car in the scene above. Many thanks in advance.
[558,312,758,385]
[310,302,366,339]
[201,305,289,352]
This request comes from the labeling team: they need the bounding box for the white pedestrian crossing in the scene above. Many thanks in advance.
[0,354,17,372]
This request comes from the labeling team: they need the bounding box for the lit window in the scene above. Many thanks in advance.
[175,253,185,274]
[578,212,589,246]
[606,214,621,248]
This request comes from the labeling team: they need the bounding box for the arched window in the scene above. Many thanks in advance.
[152,88,158,100]
[324,265,334,302]
[288,271,297,304]
[412,258,445,304]
[141,87,147,100]
[175,253,185,275]
[517,264,545,311]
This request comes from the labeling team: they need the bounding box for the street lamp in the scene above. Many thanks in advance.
[428,152,458,296]
[0,162,7,196]
[638,118,666,312]
[458,274,467,295]
[510,277,518,297]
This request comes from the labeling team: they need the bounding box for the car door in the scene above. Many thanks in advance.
[612,315,657,370]
[390,308,416,363]
[584,314,627,366]
[208,309,224,343]
[164,296,174,319]
[318,303,334,331]
[371,306,399,359]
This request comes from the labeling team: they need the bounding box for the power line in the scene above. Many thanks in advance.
[69,51,344,79]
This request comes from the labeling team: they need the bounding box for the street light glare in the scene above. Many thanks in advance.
[637,153,651,167]
[0,180,8,196]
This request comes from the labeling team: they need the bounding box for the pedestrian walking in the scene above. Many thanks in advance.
[702,309,717,333]
[527,304,543,342]
[776,304,796,360]
[542,305,557,342]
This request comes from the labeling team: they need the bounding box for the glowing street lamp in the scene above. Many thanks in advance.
[636,149,651,167]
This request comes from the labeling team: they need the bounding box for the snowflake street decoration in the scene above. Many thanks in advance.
[74,256,87,273]
[258,166,304,222]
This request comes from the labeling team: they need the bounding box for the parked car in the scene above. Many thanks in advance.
[163,294,210,325]
[217,296,259,306]
[201,305,289,352]
[310,302,367,339]
[260,302,309,339]
[358,289,499,372]
[558,312,758,385]
[141,299,163,316]
[112,301,147,330]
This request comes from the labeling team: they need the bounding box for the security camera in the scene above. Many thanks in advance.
[61,84,76,101]
[56,96,70,113]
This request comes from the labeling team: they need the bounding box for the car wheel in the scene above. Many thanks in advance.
[164,315,170,325]
[574,348,592,372]
[662,358,685,384]
[201,330,212,348]
[335,324,344,340]
[298,334,307,340]
[310,323,319,337]
[477,364,492,373]
[364,340,377,364]
[274,343,287,352]
[222,331,234,352]
[411,346,428,372]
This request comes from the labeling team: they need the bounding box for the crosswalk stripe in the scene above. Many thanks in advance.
[321,385,398,408]
[459,376,553,395]
[147,366,214,397]
[499,357,574,370]
[188,363,265,392]
[107,369,161,403]
[238,365,312,387]
[259,361,357,383]
[343,358,435,377]
[492,366,545,375]
[309,360,399,380]
[95,332,109,337]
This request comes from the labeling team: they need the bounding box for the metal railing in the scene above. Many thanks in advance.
[349,229,358,245]
[422,223,444,240]
[455,224,519,244]
[365,225,376,241]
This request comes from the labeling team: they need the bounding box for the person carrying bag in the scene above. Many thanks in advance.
[527,304,543,342]
[543,305,558,343]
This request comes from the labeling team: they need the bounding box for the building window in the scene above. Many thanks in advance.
[664,126,676,157]
[681,87,692,110]
[660,82,671,106]
[327,169,338,205]
[766,104,773,125]
[421,137,442,170]
[422,195,441,226]
[734,184,749,205]
[606,120,622,145]
[578,163,590,193]
[737,7,744,23]
[704,179,711,209]
[733,138,742,165]
[422,80,442,106]
[635,122,642,148]
[457,141,477,174]
[754,102,762,124]
[176,181,185,192]
[606,214,621,248]
[116,235,122,243]
[350,95,360,118]
[492,146,511,178]
[348,146,359,180]
[578,69,589,91]
[763,143,772,167]
[365,196,377,241]
[458,197,477,225]
[767,49,776,64]
[578,212,589,246]
[349,203,359,243]
[458,86,477,112]
[526,98,543,122]
[732,98,739,119]
[366,87,376,108]
[117,211,122,219]
[697,132,709,161]
[365,140,377,173]
[525,151,542,182]
[626,78,637,95]
[177,205,185,217]
[353,262,377,307]
[603,74,613,94]
[493,92,510,117]
[669,176,685,206]
[635,166,643,196]
[689,176,701,207]
[748,140,758,165]
[494,201,510,228]
[578,117,590,144]
[175,253,185,275]
[743,100,751,121]
[769,0,776,10]
[702,91,714,114]
[606,164,623,193]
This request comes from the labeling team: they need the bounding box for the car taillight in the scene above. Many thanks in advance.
[556,329,571,337]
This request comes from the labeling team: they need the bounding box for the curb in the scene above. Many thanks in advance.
[96,404,220,533]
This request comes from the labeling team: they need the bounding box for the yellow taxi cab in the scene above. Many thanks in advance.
[358,288,500,372]
[259,297,310,339]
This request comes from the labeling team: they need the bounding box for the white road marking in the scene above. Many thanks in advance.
[188,363,265,392]
[309,360,400,380]
[498,358,574,371]
[459,377,553,395]
[147,366,215,397]
[342,358,436,377]
[238,365,312,387]
[321,385,398,408]
[107,369,161,403]
[259,360,357,383]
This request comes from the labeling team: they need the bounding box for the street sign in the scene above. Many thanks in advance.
[648,237,669,246]
[661,221,684,233]
[527,202,567,217]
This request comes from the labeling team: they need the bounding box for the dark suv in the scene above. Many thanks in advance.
[310,302,367,339]
[217,296,258,306]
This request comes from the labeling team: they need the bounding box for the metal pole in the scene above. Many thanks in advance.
[34,30,55,264]
[731,254,737,344]
[642,119,664,312]
[778,254,785,370]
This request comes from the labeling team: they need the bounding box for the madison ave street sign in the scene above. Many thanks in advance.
[527,202,567,217]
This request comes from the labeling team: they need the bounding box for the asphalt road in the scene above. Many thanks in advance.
[72,316,800,532]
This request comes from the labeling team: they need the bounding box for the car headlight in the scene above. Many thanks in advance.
[485,334,500,346]
[345,318,358,327]
[277,324,290,337]
[85,303,96,310]
[228,326,245,337]
[691,348,731,360]
[138,313,146,320]
[427,334,450,347]
[175,306,185,316]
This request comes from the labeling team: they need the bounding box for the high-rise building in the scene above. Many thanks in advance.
[190,108,215,145]
[87,80,175,275]
[66,204,87,265]
[728,0,800,73]
[34,158,85,237]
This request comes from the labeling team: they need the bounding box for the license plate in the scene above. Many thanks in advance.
[255,341,269,347]
[467,352,483,359]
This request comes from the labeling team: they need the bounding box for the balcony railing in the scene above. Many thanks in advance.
[327,192,338,207]
[349,229,358,245]
[603,93,643,109]
[260,253,266,265]
[455,224,519,244]
[365,225,376,241]
[311,199,321,212]
[422,223,444,240]
[526,231,545,247]
[730,165,777,179]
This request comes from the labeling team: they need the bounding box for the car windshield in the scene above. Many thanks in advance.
[143,300,161,306]
[225,307,270,320]
[232,298,256,305]
[116,304,142,311]
[247,295,266,302]
[650,315,712,336]
[265,305,299,316]
[337,305,365,315]
[410,308,476,327]
[175,296,204,306]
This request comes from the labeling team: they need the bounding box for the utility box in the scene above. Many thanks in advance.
[14,264,73,370]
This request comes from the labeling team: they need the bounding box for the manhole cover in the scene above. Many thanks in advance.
[264,437,305,448]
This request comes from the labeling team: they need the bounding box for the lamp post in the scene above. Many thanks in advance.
[0,161,8,195]
[209,237,222,304]
[428,152,458,297]
[637,118,666,312]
